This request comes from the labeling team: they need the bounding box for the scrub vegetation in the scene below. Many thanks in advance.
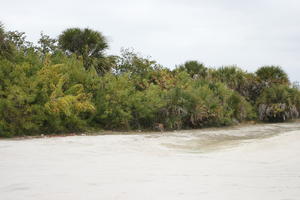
[0,23,299,137]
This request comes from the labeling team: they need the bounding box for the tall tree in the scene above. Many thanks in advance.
[256,66,289,85]
[176,60,207,79]
[38,32,58,55]
[0,22,13,59]
[58,28,108,71]
[6,30,33,50]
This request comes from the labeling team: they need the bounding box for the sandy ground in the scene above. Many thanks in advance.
[0,122,300,200]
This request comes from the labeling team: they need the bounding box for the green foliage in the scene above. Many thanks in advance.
[227,91,256,121]
[0,52,95,137]
[0,58,43,136]
[212,66,265,104]
[58,28,108,71]
[115,49,162,89]
[130,84,166,129]
[37,61,96,132]
[6,30,34,51]
[0,22,299,137]
[38,32,58,55]
[256,66,289,85]
[93,73,135,129]
[0,23,3,37]
[157,76,255,129]
[0,23,14,59]
[176,60,208,79]
[92,72,166,130]
[212,66,247,89]
[257,85,299,122]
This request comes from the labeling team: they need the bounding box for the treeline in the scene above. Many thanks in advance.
[0,23,300,137]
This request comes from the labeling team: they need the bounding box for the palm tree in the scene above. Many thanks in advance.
[177,60,207,79]
[256,66,289,85]
[58,28,108,71]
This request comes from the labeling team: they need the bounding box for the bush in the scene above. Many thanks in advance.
[0,23,299,137]
[257,85,300,122]
[0,54,95,137]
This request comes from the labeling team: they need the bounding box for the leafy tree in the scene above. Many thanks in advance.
[38,32,58,55]
[0,53,45,136]
[58,28,108,71]
[38,63,95,132]
[93,73,135,129]
[130,84,166,129]
[161,87,189,129]
[6,30,33,50]
[212,66,247,91]
[0,23,14,59]
[211,66,264,104]
[116,49,161,74]
[0,52,96,137]
[256,66,289,85]
[116,48,162,90]
[176,60,207,79]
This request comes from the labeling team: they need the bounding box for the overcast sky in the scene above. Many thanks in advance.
[1,0,299,81]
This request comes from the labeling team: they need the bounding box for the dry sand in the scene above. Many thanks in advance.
[1,122,300,200]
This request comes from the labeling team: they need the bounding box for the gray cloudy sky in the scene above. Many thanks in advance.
[1,0,300,81]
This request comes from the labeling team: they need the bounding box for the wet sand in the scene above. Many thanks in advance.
[1,122,300,200]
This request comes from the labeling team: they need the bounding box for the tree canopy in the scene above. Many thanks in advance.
[0,23,299,137]
[256,66,290,85]
[58,28,108,71]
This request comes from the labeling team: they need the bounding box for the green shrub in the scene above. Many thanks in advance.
[257,85,300,122]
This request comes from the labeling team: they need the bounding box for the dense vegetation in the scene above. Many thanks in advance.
[0,23,299,137]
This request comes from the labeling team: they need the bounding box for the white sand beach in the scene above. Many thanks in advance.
[1,122,300,200]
